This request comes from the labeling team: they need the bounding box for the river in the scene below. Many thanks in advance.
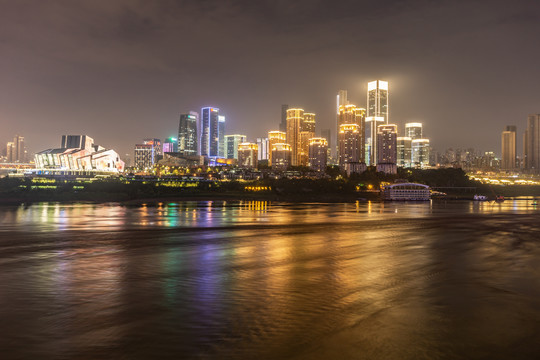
[1,200,539,359]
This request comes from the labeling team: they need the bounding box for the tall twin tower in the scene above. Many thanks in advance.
[336,80,393,172]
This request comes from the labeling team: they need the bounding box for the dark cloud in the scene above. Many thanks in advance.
[1,0,540,157]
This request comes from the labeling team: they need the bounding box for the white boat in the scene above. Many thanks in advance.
[473,195,488,201]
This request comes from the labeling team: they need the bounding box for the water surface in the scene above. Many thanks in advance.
[1,200,539,359]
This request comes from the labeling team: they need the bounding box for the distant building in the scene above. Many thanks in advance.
[237,142,258,169]
[268,130,286,166]
[308,138,328,172]
[163,136,178,153]
[256,137,269,161]
[200,107,220,157]
[338,124,363,170]
[35,135,124,173]
[367,80,389,122]
[321,128,332,162]
[501,125,517,171]
[337,104,365,163]
[366,116,384,165]
[178,112,198,156]
[286,108,304,166]
[218,115,226,158]
[524,114,540,172]
[134,139,161,170]
[397,137,412,167]
[412,139,430,168]
[376,124,398,174]
[6,135,26,163]
[405,123,423,140]
[271,143,291,170]
[225,134,247,159]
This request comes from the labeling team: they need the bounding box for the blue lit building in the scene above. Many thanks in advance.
[200,107,220,157]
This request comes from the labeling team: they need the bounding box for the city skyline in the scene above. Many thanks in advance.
[1,1,540,158]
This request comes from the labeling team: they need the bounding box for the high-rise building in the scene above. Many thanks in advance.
[256,137,269,161]
[405,123,423,140]
[377,124,398,163]
[200,107,220,157]
[134,139,161,170]
[338,124,362,168]
[218,115,226,158]
[268,130,286,166]
[365,116,384,165]
[336,90,349,157]
[6,135,27,162]
[298,112,316,166]
[225,134,247,159]
[501,125,517,171]
[337,104,365,162]
[6,142,14,162]
[163,136,178,153]
[376,124,398,174]
[271,143,291,170]
[367,80,389,122]
[412,139,430,168]
[321,128,332,161]
[279,104,289,132]
[397,137,412,167]
[524,114,540,172]
[178,112,198,156]
[237,142,258,169]
[308,138,328,172]
[286,108,304,166]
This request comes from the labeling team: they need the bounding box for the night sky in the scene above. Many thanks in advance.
[1,0,540,157]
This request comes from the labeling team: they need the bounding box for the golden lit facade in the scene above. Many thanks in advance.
[337,104,365,161]
[286,108,304,166]
[298,113,316,166]
[397,137,412,167]
[308,137,328,172]
[377,124,398,164]
[367,80,388,122]
[338,124,362,167]
[271,143,291,170]
[268,130,286,166]
[501,125,517,170]
[237,142,258,169]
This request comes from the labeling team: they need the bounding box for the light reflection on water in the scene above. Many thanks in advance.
[0,200,540,359]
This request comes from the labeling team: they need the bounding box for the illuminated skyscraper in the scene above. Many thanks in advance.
[376,124,398,174]
[163,137,178,153]
[200,107,219,157]
[337,104,365,162]
[256,137,269,161]
[308,138,328,172]
[218,115,226,158]
[336,90,349,156]
[225,134,247,159]
[268,130,286,165]
[412,139,430,168]
[405,123,423,140]
[524,115,540,172]
[271,143,291,170]
[367,80,388,122]
[397,137,412,167]
[338,124,362,167]
[238,142,258,169]
[134,139,161,170]
[501,125,517,171]
[286,108,304,166]
[366,116,384,165]
[178,112,198,156]
[299,112,316,166]
[366,80,388,165]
